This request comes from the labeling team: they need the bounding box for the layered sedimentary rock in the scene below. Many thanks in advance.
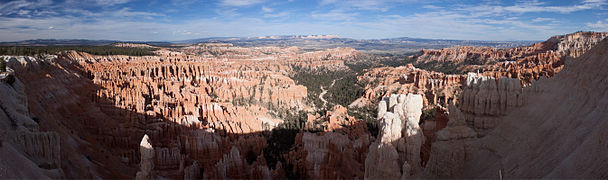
[1,44,361,179]
[413,31,608,82]
[352,64,465,108]
[423,39,608,178]
[365,93,424,179]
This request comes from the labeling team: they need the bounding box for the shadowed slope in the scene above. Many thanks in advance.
[454,37,608,178]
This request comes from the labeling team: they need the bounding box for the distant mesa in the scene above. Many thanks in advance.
[194,43,234,47]
[110,43,154,48]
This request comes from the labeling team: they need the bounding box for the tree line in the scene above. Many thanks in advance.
[0,46,158,56]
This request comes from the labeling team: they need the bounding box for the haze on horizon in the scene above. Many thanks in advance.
[1,0,607,42]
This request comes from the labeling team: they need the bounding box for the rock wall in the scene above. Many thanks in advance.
[413,31,608,82]
[422,72,530,176]
[423,104,476,177]
[0,65,64,178]
[459,72,527,135]
[352,64,465,108]
[423,38,608,178]
[11,131,61,169]
[365,93,424,179]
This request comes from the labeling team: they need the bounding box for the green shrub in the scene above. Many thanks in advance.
[420,108,436,125]
[348,103,379,138]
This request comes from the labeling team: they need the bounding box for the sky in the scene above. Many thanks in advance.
[0,0,607,41]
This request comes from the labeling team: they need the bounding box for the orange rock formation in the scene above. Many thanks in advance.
[414,31,608,82]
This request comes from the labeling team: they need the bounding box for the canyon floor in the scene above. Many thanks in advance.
[0,31,607,179]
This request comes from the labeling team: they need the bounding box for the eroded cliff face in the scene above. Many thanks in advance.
[458,72,528,136]
[423,38,608,178]
[414,31,608,82]
[0,58,63,179]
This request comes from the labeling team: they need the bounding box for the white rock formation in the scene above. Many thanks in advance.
[365,93,424,179]
[136,134,155,180]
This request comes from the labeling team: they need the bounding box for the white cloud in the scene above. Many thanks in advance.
[0,0,603,42]
[261,6,273,13]
[0,10,579,42]
[220,0,265,6]
[319,0,418,11]
[458,0,607,15]
[173,30,201,36]
[311,10,359,21]
[115,8,164,18]
[586,19,608,30]
[0,0,52,16]
[171,0,198,6]
[93,0,130,6]
[422,5,442,9]
[531,17,556,22]
[215,8,240,17]
[264,11,288,18]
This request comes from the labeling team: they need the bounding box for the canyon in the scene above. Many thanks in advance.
[414,31,608,82]
[0,31,607,179]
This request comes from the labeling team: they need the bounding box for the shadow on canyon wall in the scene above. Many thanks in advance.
[9,55,376,179]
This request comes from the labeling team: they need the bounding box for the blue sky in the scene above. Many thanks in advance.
[0,0,607,41]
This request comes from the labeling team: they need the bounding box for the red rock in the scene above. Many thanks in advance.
[413,32,608,82]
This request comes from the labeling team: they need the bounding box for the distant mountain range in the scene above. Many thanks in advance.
[0,36,538,53]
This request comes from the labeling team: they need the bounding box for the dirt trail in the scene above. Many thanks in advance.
[319,79,337,107]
